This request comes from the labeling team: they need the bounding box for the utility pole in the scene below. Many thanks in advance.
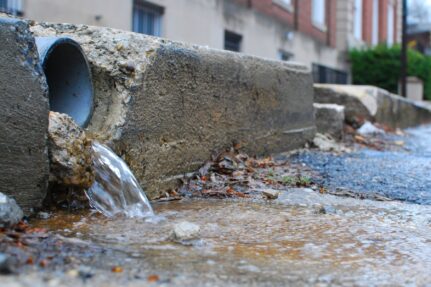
[401,0,408,98]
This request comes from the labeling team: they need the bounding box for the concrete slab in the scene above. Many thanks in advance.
[314,84,431,129]
[0,17,49,213]
[32,23,316,199]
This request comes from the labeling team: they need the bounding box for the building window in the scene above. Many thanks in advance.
[312,64,348,84]
[387,3,395,46]
[133,1,164,37]
[372,0,379,45]
[278,50,293,61]
[0,0,23,16]
[273,0,293,11]
[224,30,242,52]
[354,0,363,40]
[312,0,326,29]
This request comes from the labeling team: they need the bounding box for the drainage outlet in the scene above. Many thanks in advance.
[36,37,94,127]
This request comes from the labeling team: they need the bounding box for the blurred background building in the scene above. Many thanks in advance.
[1,0,402,84]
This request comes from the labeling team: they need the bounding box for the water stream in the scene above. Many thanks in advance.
[85,142,154,218]
[4,127,431,286]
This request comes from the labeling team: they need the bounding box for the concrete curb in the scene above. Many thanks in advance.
[0,17,49,213]
[314,84,431,129]
[31,23,316,199]
[314,103,345,139]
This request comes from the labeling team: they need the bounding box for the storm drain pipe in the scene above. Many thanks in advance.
[35,37,94,127]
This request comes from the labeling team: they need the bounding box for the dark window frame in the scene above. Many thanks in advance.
[312,63,348,84]
[132,0,164,36]
[0,0,23,16]
[224,30,243,52]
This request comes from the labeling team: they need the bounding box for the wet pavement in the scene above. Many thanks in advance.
[292,125,431,204]
[2,125,431,286]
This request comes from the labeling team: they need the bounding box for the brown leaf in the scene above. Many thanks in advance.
[147,274,160,283]
[39,259,48,268]
[111,266,123,273]
[26,257,34,265]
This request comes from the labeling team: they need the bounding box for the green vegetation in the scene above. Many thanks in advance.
[281,176,296,185]
[281,175,311,187]
[349,45,431,100]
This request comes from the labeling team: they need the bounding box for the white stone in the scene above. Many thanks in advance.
[262,190,280,200]
[357,121,385,135]
[172,221,200,241]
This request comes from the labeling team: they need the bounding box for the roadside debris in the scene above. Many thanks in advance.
[262,190,280,200]
[178,148,317,200]
[312,133,350,153]
[0,252,12,274]
[171,221,200,241]
[0,219,104,275]
[357,121,385,135]
[0,193,24,228]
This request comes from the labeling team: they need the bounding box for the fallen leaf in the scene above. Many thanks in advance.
[147,274,160,283]
[111,266,123,273]
[354,135,367,143]
[39,259,48,268]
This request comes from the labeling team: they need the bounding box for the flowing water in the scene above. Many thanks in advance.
[3,127,431,286]
[85,142,154,218]
[25,196,431,286]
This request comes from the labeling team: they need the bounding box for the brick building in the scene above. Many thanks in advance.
[1,0,402,83]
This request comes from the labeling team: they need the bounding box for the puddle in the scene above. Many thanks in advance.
[25,195,431,286]
[4,126,431,286]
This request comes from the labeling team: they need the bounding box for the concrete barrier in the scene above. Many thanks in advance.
[314,84,431,129]
[314,103,345,139]
[0,17,49,213]
[31,23,316,199]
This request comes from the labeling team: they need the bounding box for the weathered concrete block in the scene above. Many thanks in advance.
[0,17,49,213]
[314,103,345,139]
[48,112,93,189]
[314,84,431,129]
[32,23,315,199]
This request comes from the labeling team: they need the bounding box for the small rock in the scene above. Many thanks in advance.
[37,212,51,220]
[66,269,79,278]
[172,221,200,241]
[0,253,13,275]
[317,205,337,215]
[119,60,136,74]
[357,121,385,135]
[262,190,280,200]
[0,192,24,227]
[78,265,94,280]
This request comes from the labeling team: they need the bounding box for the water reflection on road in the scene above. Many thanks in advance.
[29,195,431,286]
[6,125,431,287]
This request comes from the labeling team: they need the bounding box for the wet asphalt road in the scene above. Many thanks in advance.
[292,125,431,205]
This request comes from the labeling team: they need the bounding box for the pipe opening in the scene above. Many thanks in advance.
[36,37,93,127]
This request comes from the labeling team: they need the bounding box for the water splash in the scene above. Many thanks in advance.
[85,142,154,218]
